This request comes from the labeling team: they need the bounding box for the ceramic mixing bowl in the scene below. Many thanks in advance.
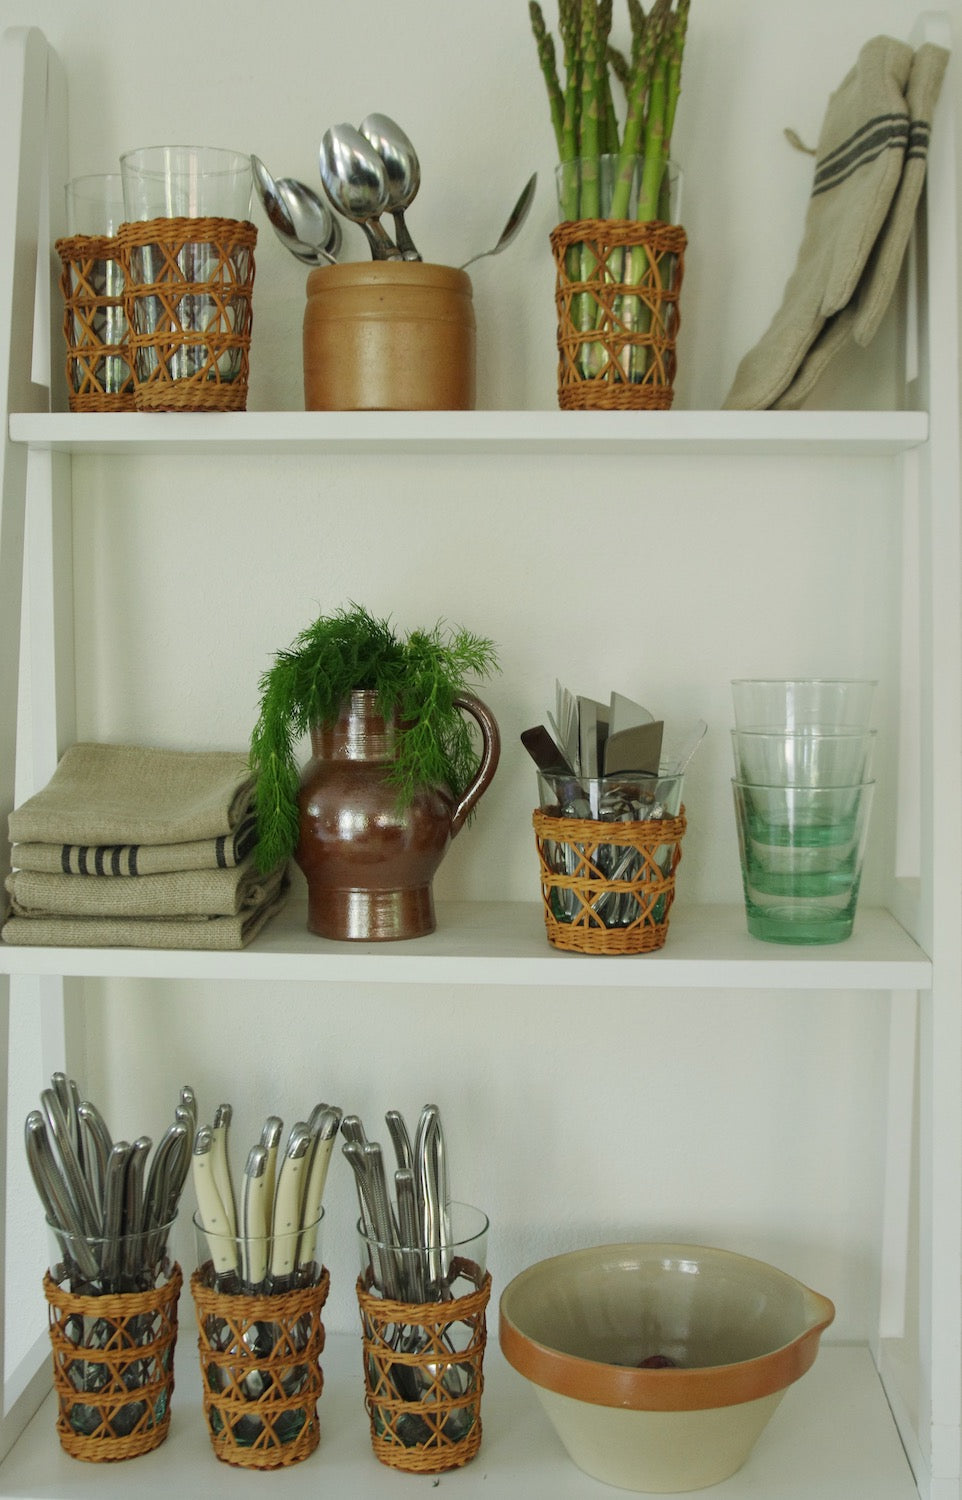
[499,1241,834,1493]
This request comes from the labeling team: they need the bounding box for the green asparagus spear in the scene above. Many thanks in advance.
[578,0,603,214]
[662,0,690,157]
[530,2,566,154]
[559,0,582,166]
[637,7,670,222]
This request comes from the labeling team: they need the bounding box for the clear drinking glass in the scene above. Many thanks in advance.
[731,728,876,786]
[120,145,253,221]
[192,1209,324,1297]
[65,172,127,236]
[357,1200,489,1303]
[730,678,877,731]
[537,769,684,820]
[732,778,875,944]
[554,153,682,223]
[61,173,133,400]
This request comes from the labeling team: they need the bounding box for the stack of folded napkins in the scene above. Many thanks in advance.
[2,743,289,950]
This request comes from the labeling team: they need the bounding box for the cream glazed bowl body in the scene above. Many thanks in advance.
[498,1241,835,1493]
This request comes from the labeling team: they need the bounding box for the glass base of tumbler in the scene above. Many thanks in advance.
[745,902,855,945]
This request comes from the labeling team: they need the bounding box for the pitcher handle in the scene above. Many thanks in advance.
[449,693,501,838]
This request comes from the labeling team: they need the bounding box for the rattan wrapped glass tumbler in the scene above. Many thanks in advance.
[43,1226,181,1462]
[118,147,255,411]
[190,1213,329,1469]
[355,1202,491,1474]
[117,217,256,411]
[56,173,134,410]
[533,771,686,953]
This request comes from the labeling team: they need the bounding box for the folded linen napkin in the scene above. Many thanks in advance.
[723,35,913,410]
[10,813,257,877]
[8,743,254,847]
[773,41,949,409]
[0,869,290,951]
[6,854,275,919]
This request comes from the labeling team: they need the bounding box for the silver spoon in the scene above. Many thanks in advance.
[250,155,337,267]
[359,112,421,261]
[277,177,342,262]
[460,171,538,271]
[320,125,402,261]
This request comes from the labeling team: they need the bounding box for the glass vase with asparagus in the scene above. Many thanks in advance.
[529,0,690,382]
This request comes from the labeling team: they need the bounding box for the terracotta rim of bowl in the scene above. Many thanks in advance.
[498,1242,836,1412]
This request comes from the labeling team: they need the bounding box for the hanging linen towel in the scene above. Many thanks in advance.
[0,870,290,951]
[8,743,254,846]
[10,813,257,877]
[723,35,913,410]
[773,40,949,408]
[6,854,277,919]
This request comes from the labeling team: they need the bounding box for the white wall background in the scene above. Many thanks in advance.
[4,0,960,1373]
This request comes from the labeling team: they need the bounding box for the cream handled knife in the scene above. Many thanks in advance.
[192,1125,237,1284]
[259,1115,283,1218]
[269,1122,311,1286]
[241,1144,270,1292]
[210,1103,238,1239]
[298,1106,342,1274]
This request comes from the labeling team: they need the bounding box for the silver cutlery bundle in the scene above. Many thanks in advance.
[25,1074,193,1294]
[343,1102,465,1303]
[346,1104,487,1449]
[253,112,536,270]
[192,1101,341,1295]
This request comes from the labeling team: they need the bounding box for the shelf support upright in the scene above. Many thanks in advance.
[0,25,72,1458]
[883,14,962,1498]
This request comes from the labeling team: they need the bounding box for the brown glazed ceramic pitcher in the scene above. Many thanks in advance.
[296,690,500,941]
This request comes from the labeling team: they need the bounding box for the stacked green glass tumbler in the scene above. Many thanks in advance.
[730,680,877,944]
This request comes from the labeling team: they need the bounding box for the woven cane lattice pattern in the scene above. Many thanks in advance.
[551,218,687,410]
[56,234,135,411]
[190,1264,329,1469]
[356,1268,491,1473]
[533,805,686,953]
[43,1263,181,1461]
[117,217,256,412]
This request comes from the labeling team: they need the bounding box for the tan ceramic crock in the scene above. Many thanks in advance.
[303,261,476,411]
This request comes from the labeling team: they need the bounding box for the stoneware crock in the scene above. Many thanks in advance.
[303,261,476,410]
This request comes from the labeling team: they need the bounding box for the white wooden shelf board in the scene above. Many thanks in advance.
[0,901,932,988]
[9,408,929,457]
[0,1340,918,1499]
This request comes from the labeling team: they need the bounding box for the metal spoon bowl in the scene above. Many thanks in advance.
[320,125,401,261]
[277,177,342,261]
[460,172,538,271]
[358,112,421,261]
[251,155,338,267]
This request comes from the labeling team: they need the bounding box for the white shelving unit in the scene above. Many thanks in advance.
[0,15,959,1499]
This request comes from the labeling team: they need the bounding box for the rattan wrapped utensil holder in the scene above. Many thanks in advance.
[190,1264,329,1469]
[533,805,686,953]
[42,1262,181,1461]
[56,234,135,411]
[551,218,686,410]
[356,1267,491,1473]
[117,217,256,411]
